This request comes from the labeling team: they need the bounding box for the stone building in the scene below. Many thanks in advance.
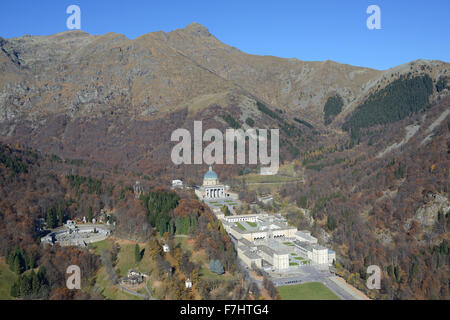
[194,166,237,200]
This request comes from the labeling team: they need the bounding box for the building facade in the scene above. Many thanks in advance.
[195,166,235,200]
[222,213,336,270]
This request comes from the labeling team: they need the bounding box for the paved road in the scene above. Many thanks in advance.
[145,286,155,300]
[240,259,358,300]
[328,276,368,300]
[100,248,155,300]
[118,285,154,300]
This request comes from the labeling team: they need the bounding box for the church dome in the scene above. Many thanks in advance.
[204,166,218,180]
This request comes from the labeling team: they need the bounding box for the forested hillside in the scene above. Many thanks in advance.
[343,75,434,138]
[0,142,245,299]
[0,24,449,300]
[281,96,449,299]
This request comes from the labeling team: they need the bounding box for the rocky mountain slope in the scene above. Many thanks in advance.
[2,23,448,124]
[1,23,449,174]
[0,23,449,300]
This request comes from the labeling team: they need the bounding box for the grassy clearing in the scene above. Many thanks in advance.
[283,242,294,246]
[89,238,113,255]
[237,173,298,184]
[0,258,16,300]
[184,91,230,115]
[174,236,193,253]
[246,221,257,228]
[93,239,159,300]
[278,162,295,176]
[289,262,298,266]
[235,222,246,231]
[186,239,236,283]
[115,243,153,277]
[199,265,223,281]
[94,266,143,300]
[198,264,235,282]
[278,282,340,300]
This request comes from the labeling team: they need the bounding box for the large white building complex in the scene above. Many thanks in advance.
[194,166,336,273]
[220,213,336,271]
[222,214,297,242]
[293,230,336,265]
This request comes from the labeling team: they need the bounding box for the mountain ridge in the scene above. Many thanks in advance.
[0,23,449,301]
[2,23,448,126]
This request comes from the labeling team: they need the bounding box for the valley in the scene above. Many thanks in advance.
[0,23,448,301]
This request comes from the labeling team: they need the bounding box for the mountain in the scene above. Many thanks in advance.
[0,23,449,300]
[0,23,448,176]
[2,23,448,123]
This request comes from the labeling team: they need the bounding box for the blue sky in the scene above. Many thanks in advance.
[0,0,448,70]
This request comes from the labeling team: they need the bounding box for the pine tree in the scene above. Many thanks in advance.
[169,219,174,235]
[175,217,182,235]
[30,270,39,295]
[158,220,166,236]
[6,250,14,269]
[28,252,35,269]
[46,208,57,229]
[134,244,141,263]
[56,202,65,226]
[327,215,337,231]
[10,282,18,297]
[190,216,198,232]
[13,254,25,274]
[88,206,93,223]
[394,266,400,283]
[37,267,47,286]
[297,195,308,208]
[183,216,190,234]
[18,274,32,296]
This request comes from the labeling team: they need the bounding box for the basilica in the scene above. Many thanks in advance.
[194,166,235,200]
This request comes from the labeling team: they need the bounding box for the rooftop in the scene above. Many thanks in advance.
[257,242,290,256]
[295,230,317,242]
[243,250,261,260]
[295,241,327,252]
[204,165,218,180]
[238,238,254,247]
